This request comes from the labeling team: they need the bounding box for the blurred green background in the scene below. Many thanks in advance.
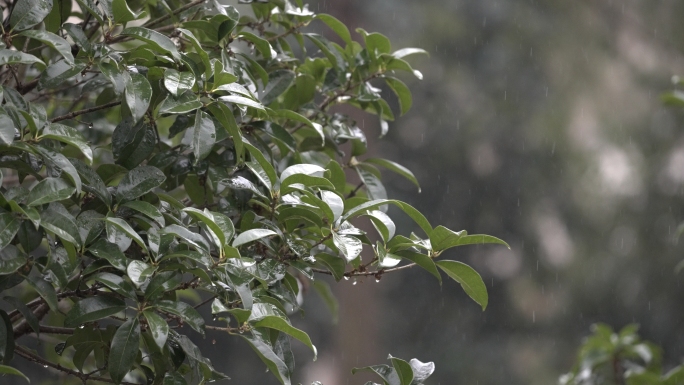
[14,1,684,384]
[286,0,684,384]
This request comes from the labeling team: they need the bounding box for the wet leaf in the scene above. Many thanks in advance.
[120,27,180,61]
[19,30,73,64]
[436,260,488,310]
[252,316,317,359]
[183,110,215,163]
[163,69,195,97]
[143,310,169,350]
[108,317,140,384]
[232,229,277,247]
[26,177,75,206]
[10,0,53,32]
[116,165,166,202]
[64,296,126,327]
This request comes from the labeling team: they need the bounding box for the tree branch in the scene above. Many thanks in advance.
[142,0,204,29]
[311,262,420,277]
[14,346,141,385]
[50,100,121,123]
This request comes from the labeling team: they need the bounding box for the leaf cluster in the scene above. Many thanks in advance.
[0,0,507,384]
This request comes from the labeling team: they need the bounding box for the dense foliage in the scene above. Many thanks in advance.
[559,324,684,385]
[0,0,507,384]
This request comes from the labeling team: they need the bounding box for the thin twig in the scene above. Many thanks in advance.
[14,346,141,385]
[51,100,121,123]
[142,0,204,29]
[311,262,419,277]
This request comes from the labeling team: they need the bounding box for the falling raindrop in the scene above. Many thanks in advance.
[343,276,349,281]
[352,279,358,285]
[375,279,380,283]
[43,365,48,368]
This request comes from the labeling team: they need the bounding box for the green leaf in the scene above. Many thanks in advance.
[240,333,290,385]
[34,145,82,194]
[108,317,140,384]
[318,191,344,222]
[252,316,317,359]
[184,110,215,163]
[64,296,126,327]
[127,260,155,287]
[384,76,412,115]
[99,61,126,95]
[10,0,53,32]
[395,250,441,285]
[0,213,22,250]
[0,109,15,145]
[41,123,93,164]
[163,69,195,97]
[116,165,166,202]
[3,296,39,335]
[19,30,74,64]
[238,32,275,59]
[143,310,169,350]
[144,271,181,300]
[441,234,510,250]
[233,229,277,247]
[273,109,324,145]
[357,29,391,56]
[352,364,400,385]
[280,164,325,181]
[124,72,152,123]
[0,365,30,382]
[40,202,81,247]
[156,300,205,336]
[332,232,362,262]
[244,141,277,190]
[26,177,75,206]
[159,91,203,114]
[87,239,127,271]
[364,209,396,243]
[105,217,147,253]
[64,23,91,53]
[392,48,429,59]
[26,274,59,311]
[389,356,415,385]
[0,310,14,363]
[161,224,210,252]
[436,260,488,310]
[0,50,44,67]
[121,201,165,227]
[89,272,136,299]
[177,28,211,79]
[0,246,26,275]
[112,0,145,23]
[409,358,435,384]
[206,102,243,161]
[316,14,352,45]
[261,70,295,105]
[182,208,226,248]
[356,165,387,201]
[120,27,181,61]
[429,226,465,252]
[163,371,188,385]
[364,157,420,192]
[220,95,266,110]
[75,0,103,23]
[340,199,432,236]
